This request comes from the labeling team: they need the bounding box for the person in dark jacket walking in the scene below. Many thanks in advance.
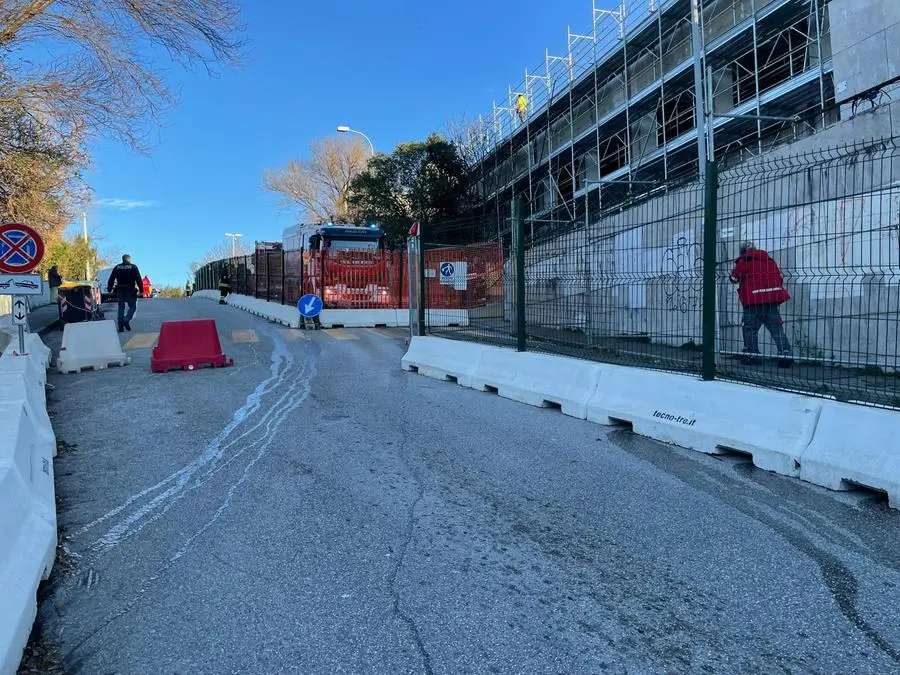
[730,241,792,366]
[218,269,230,305]
[107,254,142,332]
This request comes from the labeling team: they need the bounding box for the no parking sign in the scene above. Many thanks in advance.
[0,223,44,274]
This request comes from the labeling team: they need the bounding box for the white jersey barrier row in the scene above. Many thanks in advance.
[402,336,899,508]
[0,331,56,675]
[192,290,469,329]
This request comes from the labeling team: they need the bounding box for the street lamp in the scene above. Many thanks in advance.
[224,232,243,257]
[336,125,375,156]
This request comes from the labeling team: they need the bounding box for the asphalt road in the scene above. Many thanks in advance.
[33,297,900,674]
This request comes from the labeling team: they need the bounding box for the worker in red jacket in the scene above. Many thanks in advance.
[730,241,793,365]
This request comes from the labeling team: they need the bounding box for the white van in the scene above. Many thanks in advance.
[96,266,116,302]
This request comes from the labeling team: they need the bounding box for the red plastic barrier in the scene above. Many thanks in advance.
[151,319,234,373]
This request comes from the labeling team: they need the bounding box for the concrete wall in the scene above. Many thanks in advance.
[830,0,900,102]
[516,103,900,369]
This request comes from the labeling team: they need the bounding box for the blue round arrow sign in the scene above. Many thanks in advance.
[298,293,323,318]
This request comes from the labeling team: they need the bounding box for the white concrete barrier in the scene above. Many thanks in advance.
[471,348,602,419]
[190,290,219,301]
[401,336,486,388]
[0,343,47,401]
[193,291,470,329]
[0,372,55,458]
[57,320,130,374]
[318,309,403,328]
[0,333,56,675]
[0,403,57,675]
[586,368,821,476]
[800,402,900,507]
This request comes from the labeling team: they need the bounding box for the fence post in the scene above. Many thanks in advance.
[281,250,286,304]
[254,249,259,299]
[513,198,527,352]
[701,160,719,381]
[417,224,426,336]
[266,252,271,303]
[397,248,405,311]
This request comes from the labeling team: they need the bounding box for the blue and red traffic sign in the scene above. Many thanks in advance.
[0,223,44,274]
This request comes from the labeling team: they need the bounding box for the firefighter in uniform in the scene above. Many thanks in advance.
[218,269,231,305]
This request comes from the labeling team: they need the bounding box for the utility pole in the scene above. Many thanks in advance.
[83,212,92,280]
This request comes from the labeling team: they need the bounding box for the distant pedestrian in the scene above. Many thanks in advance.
[184,281,192,298]
[106,254,142,332]
[218,269,230,305]
[47,265,62,305]
[729,241,793,366]
[515,94,528,123]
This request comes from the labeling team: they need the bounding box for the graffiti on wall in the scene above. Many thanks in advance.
[660,230,702,313]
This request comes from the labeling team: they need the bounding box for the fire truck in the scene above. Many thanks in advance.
[282,223,395,308]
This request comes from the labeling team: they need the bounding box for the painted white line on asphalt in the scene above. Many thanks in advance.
[73,326,315,552]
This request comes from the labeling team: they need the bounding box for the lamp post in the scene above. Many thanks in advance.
[336,125,375,156]
[225,232,242,257]
[82,212,92,280]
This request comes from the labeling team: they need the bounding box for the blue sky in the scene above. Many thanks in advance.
[81,0,595,286]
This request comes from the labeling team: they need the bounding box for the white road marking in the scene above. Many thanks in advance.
[73,327,316,553]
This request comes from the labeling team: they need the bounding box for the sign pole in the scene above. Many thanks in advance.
[0,224,47,355]
[11,295,29,353]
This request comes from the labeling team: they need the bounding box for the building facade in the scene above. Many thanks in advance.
[471,0,897,230]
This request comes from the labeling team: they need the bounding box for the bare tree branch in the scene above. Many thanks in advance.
[201,236,250,262]
[0,0,244,253]
[263,135,370,223]
[0,0,244,149]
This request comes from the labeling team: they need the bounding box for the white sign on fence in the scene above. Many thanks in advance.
[439,261,468,291]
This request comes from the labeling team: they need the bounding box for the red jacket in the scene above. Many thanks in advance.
[730,249,790,306]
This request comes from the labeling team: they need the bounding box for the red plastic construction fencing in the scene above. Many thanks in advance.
[416,243,505,310]
[197,242,504,311]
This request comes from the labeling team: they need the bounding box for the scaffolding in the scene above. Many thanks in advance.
[470,0,837,232]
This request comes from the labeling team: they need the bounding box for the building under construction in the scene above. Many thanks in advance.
[470,0,896,230]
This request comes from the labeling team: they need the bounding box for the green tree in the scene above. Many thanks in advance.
[156,285,185,298]
[46,234,107,281]
[347,133,471,242]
